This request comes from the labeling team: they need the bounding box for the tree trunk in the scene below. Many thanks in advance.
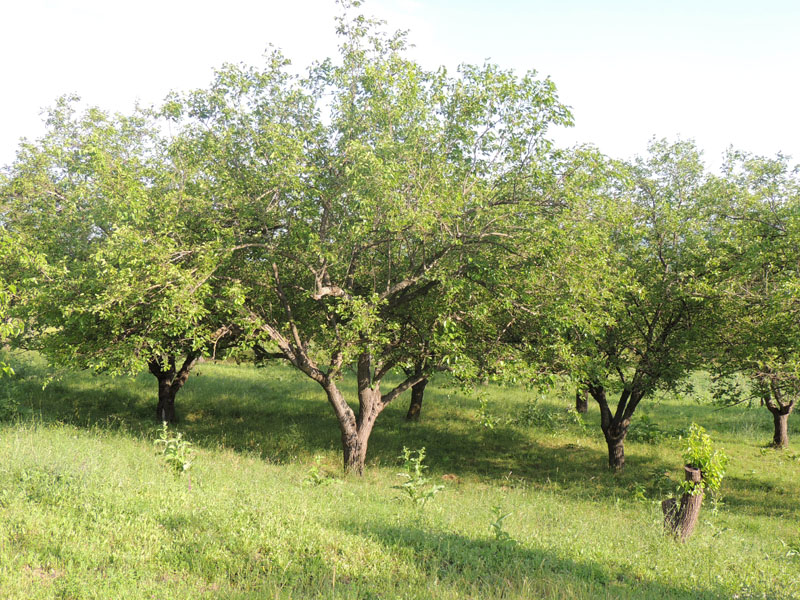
[575,388,588,413]
[662,465,704,542]
[315,352,427,475]
[605,430,627,471]
[341,406,380,475]
[156,377,177,423]
[149,353,199,424]
[588,384,642,472]
[771,410,790,449]
[763,380,794,449]
[325,379,380,476]
[406,377,428,421]
[342,428,371,475]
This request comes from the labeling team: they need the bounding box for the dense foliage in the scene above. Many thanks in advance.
[1,3,798,474]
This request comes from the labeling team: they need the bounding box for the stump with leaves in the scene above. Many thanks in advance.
[662,423,728,542]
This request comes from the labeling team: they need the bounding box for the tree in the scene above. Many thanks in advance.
[569,140,721,470]
[0,234,23,376]
[710,151,800,448]
[1,98,241,421]
[167,5,574,474]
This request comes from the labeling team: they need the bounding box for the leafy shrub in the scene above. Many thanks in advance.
[680,423,728,496]
[303,455,334,486]
[628,414,669,443]
[0,372,21,421]
[0,390,20,421]
[511,398,587,433]
[394,446,443,508]
[154,422,195,487]
[476,394,502,429]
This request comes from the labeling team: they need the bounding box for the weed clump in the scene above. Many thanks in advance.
[154,422,195,489]
[394,446,443,508]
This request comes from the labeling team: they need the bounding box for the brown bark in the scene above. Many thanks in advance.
[575,387,588,413]
[588,384,640,471]
[324,357,384,476]
[335,389,380,475]
[342,429,369,475]
[662,466,704,542]
[763,380,794,449]
[149,353,199,423]
[406,378,428,421]
[322,353,427,475]
[771,409,790,449]
[156,376,177,423]
[605,432,627,471]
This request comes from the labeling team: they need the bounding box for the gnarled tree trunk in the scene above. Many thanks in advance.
[762,383,794,449]
[321,353,426,475]
[588,384,644,471]
[662,465,704,542]
[149,352,199,423]
[604,428,628,471]
[156,376,177,423]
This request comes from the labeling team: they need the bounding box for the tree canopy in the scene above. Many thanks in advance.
[710,151,800,447]
[1,4,798,474]
[1,97,241,419]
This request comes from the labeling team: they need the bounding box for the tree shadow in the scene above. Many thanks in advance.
[8,355,793,516]
[722,474,800,520]
[336,520,736,600]
[4,357,678,499]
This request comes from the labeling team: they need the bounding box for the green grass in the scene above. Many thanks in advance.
[1,351,799,599]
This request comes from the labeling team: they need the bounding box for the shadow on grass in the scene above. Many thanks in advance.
[337,521,735,600]
[7,354,796,516]
[3,357,677,498]
[722,474,800,520]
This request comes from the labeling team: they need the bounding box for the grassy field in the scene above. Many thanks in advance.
[1,352,798,599]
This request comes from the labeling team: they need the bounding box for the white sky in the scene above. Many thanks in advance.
[2,0,799,170]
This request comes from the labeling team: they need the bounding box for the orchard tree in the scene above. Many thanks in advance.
[170,5,575,474]
[0,234,25,376]
[570,140,722,470]
[396,146,623,424]
[711,151,800,448]
[0,98,242,421]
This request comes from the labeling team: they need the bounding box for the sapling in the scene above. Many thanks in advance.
[489,504,514,544]
[304,455,333,486]
[393,447,443,508]
[154,422,195,489]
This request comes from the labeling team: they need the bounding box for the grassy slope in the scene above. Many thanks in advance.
[0,354,798,599]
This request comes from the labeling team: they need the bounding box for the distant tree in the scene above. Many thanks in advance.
[710,151,799,448]
[1,98,241,421]
[569,140,722,470]
[0,234,23,376]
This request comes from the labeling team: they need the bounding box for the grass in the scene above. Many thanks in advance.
[0,351,799,599]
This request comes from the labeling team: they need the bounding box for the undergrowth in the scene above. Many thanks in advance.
[0,354,798,599]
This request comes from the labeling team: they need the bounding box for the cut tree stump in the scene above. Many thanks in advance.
[662,465,704,542]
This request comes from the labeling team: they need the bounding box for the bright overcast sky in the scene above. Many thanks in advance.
[2,0,799,170]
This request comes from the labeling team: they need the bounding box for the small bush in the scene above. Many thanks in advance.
[511,398,587,433]
[681,423,728,496]
[0,382,20,421]
[154,422,195,487]
[394,446,443,508]
[303,455,334,486]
